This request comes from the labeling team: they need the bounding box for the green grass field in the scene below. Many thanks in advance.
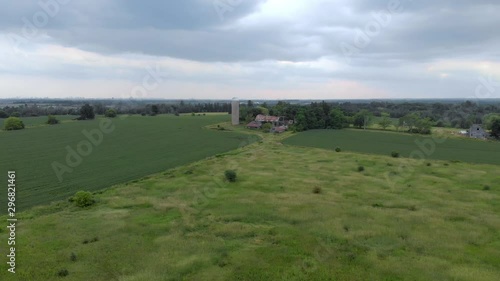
[0,115,258,213]
[0,127,498,280]
[1,115,79,129]
[283,129,500,165]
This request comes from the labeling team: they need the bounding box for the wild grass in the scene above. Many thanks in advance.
[0,129,498,280]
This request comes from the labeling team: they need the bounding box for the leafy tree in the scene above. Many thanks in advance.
[399,113,420,132]
[257,106,269,116]
[151,104,159,116]
[415,117,433,134]
[294,110,307,132]
[484,114,500,130]
[10,112,21,117]
[105,108,117,118]
[79,104,95,120]
[491,118,500,139]
[378,113,392,130]
[0,110,8,118]
[329,108,347,129]
[46,115,59,125]
[4,117,25,130]
[353,110,373,129]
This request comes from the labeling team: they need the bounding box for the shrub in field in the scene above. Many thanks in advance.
[72,191,95,207]
[483,185,490,191]
[57,269,69,277]
[335,147,341,152]
[225,170,237,182]
[47,115,59,125]
[261,123,272,132]
[0,110,8,118]
[10,112,20,117]
[4,117,25,130]
[105,109,117,118]
[70,252,77,262]
[313,186,322,194]
[391,151,400,158]
[358,166,365,172]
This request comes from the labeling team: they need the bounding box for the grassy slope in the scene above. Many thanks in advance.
[0,115,257,212]
[0,127,498,280]
[283,129,500,165]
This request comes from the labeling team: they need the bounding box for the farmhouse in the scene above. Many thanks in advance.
[246,115,288,133]
[469,124,489,139]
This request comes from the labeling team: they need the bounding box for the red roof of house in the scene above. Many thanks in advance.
[246,121,262,128]
[255,114,280,122]
[273,126,287,132]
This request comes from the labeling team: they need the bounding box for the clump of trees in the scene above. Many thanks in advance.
[46,115,59,125]
[398,113,433,134]
[4,117,25,130]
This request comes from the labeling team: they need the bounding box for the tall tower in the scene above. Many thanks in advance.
[231,97,239,125]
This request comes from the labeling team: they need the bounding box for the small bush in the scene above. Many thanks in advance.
[335,147,341,152]
[10,112,21,117]
[483,185,490,191]
[72,191,95,208]
[391,151,400,158]
[261,123,273,132]
[312,186,322,194]
[358,166,365,172]
[70,252,77,262]
[426,162,432,166]
[4,117,25,130]
[47,115,60,125]
[57,269,69,277]
[224,170,237,182]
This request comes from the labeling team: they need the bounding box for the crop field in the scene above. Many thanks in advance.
[0,115,258,213]
[1,131,498,280]
[0,115,78,128]
[283,129,500,165]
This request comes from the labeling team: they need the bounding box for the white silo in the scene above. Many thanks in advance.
[231,98,240,125]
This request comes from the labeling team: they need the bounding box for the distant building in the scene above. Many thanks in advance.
[469,124,489,139]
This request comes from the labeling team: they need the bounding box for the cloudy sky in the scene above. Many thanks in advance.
[0,0,499,100]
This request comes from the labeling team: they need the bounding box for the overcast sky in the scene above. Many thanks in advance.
[0,0,499,100]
